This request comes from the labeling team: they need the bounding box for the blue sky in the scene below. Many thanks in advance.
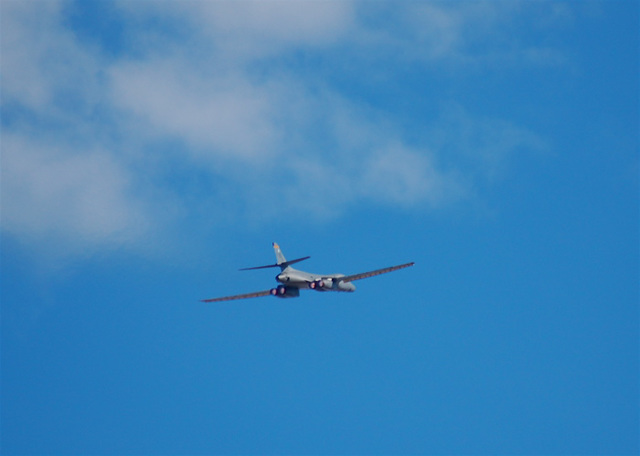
[1,1,638,454]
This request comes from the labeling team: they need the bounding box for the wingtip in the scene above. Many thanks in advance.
[273,242,280,249]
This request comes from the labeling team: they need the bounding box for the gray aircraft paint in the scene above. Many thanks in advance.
[202,243,414,303]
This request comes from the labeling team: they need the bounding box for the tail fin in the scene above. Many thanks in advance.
[239,243,310,271]
[273,242,287,265]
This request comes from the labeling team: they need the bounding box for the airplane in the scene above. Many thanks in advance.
[201,242,414,302]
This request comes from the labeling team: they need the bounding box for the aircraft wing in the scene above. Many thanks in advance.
[339,262,414,283]
[201,289,272,303]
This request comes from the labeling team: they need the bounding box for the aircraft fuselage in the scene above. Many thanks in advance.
[275,267,356,292]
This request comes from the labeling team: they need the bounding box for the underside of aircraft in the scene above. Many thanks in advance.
[201,242,414,303]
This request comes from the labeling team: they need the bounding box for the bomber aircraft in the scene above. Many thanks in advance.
[201,242,414,302]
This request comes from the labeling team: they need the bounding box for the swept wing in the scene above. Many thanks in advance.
[338,262,415,283]
[201,289,272,303]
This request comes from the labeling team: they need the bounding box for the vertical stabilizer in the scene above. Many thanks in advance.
[273,242,287,265]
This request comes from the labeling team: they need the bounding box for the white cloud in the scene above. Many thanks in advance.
[115,0,355,62]
[356,2,568,67]
[1,0,556,257]
[194,1,354,57]
[0,1,151,255]
[109,59,280,161]
[0,0,100,112]
[358,144,462,208]
[1,134,149,250]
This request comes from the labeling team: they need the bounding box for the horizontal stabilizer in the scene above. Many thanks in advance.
[282,256,311,268]
[239,256,310,271]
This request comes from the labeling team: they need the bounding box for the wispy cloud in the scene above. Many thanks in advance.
[109,59,280,161]
[2,133,149,250]
[1,0,559,256]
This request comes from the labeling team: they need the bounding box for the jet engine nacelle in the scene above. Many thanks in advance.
[308,278,333,291]
[270,285,300,299]
[337,280,356,292]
